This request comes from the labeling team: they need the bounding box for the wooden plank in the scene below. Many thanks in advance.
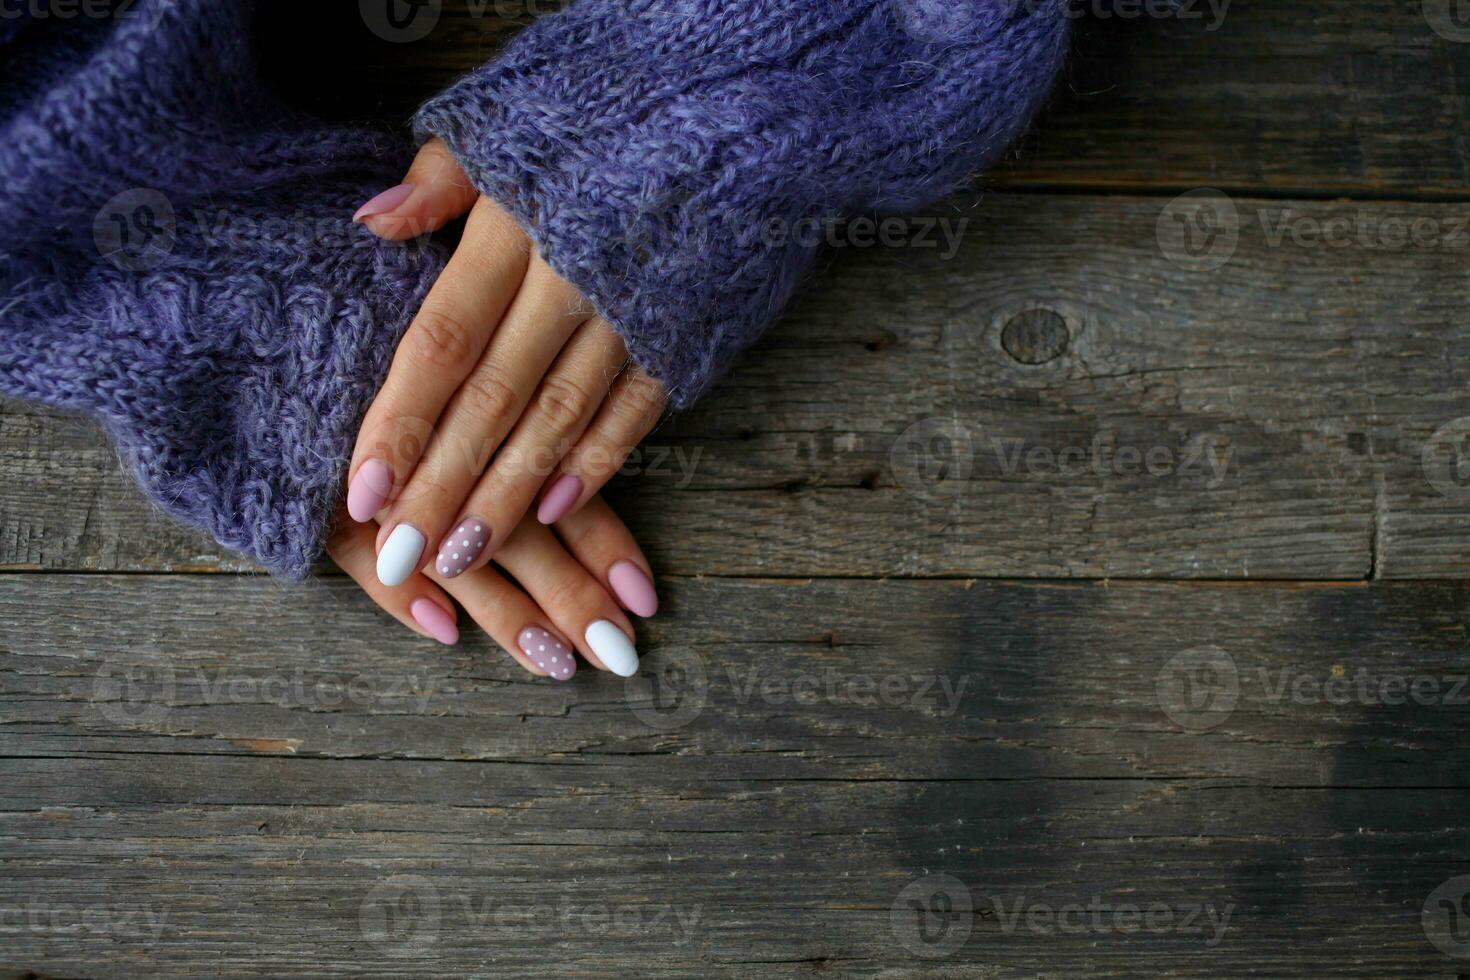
[262,1,1470,196]
[2,576,1468,975]
[3,193,1467,578]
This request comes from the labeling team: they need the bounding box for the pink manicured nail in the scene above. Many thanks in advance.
[346,459,393,522]
[353,183,414,222]
[608,560,659,618]
[435,518,489,579]
[519,627,576,681]
[537,474,583,525]
[410,597,459,646]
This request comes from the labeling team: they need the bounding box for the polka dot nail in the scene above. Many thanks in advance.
[436,518,488,579]
[520,627,576,681]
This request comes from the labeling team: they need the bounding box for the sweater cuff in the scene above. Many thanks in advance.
[414,0,1070,409]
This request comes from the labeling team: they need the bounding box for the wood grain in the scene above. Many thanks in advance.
[260,0,1470,197]
[5,194,1466,578]
[2,576,1467,976]
[3,5,1468,977]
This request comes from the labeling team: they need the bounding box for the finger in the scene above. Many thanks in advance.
[327,516,460,647]
[555,496,660,618]
[446,318,626,576]
[380,255,591,581]
[495,520,640,677]
[353,138,480,241]
[536,365,667,525]
[434,559,579,682]
[347,197,530,559]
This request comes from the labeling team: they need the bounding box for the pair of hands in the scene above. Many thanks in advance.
[329,139,666,680]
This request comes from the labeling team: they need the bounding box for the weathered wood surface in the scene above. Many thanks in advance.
[3,576,1469,976]
[5,193,1467,578]
[265,0,1470,196]
[3,3,1469,978]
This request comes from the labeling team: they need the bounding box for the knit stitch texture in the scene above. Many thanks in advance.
[0,0,449,578]
[0,0,1069,577]
[417,0,1072,407]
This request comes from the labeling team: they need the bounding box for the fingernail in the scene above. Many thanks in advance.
[608,560,659,618]
[585,620,638,677]
[435,518,489,578]
[346,459,393,522]
[519,626,576,681]
[377,524,426,587]
[353,183,414,222]
[537,474,583,525]
[410,597,459,646]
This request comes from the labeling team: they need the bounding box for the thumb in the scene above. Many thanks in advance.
[353,138,479,241]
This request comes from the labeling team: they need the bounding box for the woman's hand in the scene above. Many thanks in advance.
[345,139,668,593]
[327,495,652,679]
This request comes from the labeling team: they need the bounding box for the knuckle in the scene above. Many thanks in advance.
[534,375,594,431]
[616,372,668,424]
[409,307,479,372]
[457,369,521,426]
[541,572,595,615]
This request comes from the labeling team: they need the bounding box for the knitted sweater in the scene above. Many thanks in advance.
[0,0,1069,578]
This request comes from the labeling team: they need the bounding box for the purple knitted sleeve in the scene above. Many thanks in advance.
[415,0,1071,408]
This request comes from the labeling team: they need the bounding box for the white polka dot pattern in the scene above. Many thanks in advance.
[436,519,488,578]
[519,627,575,681]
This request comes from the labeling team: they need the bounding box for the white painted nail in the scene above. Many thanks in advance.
[585,620,638,677]
[376,524,426,587]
